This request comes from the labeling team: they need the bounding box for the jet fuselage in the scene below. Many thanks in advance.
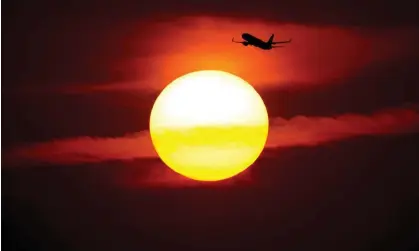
[241,33,272,50]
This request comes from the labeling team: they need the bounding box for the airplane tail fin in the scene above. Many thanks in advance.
[268,34,274,44]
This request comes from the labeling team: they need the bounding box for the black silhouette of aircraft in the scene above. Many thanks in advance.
[232,33,292,50]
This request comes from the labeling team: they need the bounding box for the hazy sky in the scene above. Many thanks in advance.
[3,0,419,161]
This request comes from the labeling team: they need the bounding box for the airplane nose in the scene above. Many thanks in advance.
[241,33,247,39]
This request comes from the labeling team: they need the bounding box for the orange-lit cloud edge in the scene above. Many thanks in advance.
[5,105,419,167]
[12,16,419,95]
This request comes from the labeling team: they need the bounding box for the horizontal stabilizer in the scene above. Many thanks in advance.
[272,38,292,44]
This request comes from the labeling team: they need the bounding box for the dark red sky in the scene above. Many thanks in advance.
[3,0,419,92]
[3,0,419,146]
[2,1,419,250]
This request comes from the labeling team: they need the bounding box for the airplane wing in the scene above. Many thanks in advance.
[272,45,285,48]
[271,39,292,44]
[232,37,246,43]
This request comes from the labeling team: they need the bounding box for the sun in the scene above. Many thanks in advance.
[149,70,269,181]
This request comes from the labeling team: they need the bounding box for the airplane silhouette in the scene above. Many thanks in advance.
[232,33,292,50]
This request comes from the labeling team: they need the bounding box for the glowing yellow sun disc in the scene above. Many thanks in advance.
[149,70,269,181]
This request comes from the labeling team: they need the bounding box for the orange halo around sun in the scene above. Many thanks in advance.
[149,70,269,181]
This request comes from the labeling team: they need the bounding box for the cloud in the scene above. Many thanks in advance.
[4,106,419,168]
[55,21,419,92]
[266,106,419,147]
[3,15,419,94]
[121,161,252,188]
[127,19,419,91]
[3,131,156,167]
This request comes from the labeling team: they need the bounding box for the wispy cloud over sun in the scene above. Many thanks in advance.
[4,106,419,168]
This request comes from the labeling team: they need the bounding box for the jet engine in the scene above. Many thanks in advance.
[243,42,249,46]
